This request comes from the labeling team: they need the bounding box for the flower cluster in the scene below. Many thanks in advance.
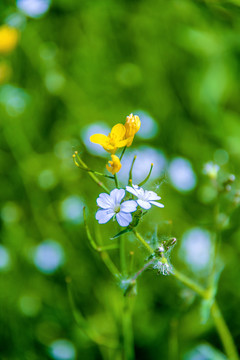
[90,113,141,176]
[96,185,164,227]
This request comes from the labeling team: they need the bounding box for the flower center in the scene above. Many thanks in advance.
[114,204,121,213]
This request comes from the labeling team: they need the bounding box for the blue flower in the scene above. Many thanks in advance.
[96,189,137,227]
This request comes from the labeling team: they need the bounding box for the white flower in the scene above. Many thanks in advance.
[126,184,164,210]
[96,189,137,227]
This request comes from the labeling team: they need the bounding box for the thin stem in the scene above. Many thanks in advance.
[132,229,153,254]
[83,208,120,278]
[114,174,119,188]
[122,297,135,360]
[211,301,239,360]
[138,163,153,187]
[173,268,207,299]
[120,146,127,160]
[120,236,127,276]
[129,156,137,185]
[73,152,110,193]
[131,260,154,281]
[129,251,134,275]
[85,169,115,179]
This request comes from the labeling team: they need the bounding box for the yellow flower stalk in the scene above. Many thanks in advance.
[124,113,141,146]
[106,155,122,175]
[0,25,19,54]
[90,123,130,154]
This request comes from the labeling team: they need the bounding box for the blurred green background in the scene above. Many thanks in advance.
[1,0,240,359]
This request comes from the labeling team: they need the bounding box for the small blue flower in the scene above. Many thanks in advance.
[126,184,164,210]
[96,189,137,227]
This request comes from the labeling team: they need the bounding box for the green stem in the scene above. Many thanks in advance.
[83,208,120,278]
[173,268,207,299]
[211,301,239,360]
[138,163,154,187]
[132,229,153,254]
[74,152,110,193]
[132,231,239,360]
[120,236,127,276]
[120,146,127,160]
[129,156,137,185]
[122,297,135,360]
[114,174,119,189]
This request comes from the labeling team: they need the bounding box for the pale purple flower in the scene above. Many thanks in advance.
[96,189,137,227]
[126,184,164,210]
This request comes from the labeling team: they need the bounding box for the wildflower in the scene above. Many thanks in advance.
[0,25,19,54]
[96,189,137,226]
[126,184,164,210]
[106,155,122,175]
[203,162,219,180]
[90,123,130,154]
[124,113,141,146]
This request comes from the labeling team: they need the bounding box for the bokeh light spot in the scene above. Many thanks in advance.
[61,196,83,224]
[81,122,111,157]
[180,228,212,272]
[0,245,11,271]
[135,110,159,139]
[38,169,57,190]
[214,149,229,166]
[18,294,41,317]
[118,146,166,184]
[17,0,51,18]
[33,240,64,274]
[49,339,76,360]
[1,202,21,223]
[168,157,197,192]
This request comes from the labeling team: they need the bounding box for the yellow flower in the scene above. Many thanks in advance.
[124,113,141,146]
[0,25,19,54]
[106,155,122,175]
[90,123,130,154]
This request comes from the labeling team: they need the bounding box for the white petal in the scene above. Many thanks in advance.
[120,200,137,213]
[97,193,114,207]
[96,209,115,224]
[145,191,161,201]
[116,212,132,227]
[137,199,151,210]
[150,201,164,208]
[97,194,113,209]
[126,186,138,197]
[110,189,125,205]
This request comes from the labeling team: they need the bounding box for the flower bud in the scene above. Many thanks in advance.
[106,155,122,175]
[124,113,141,138]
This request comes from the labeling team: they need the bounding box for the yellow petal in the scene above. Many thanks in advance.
[106,155,122,175]
[125,136,134,147]
[110,124,126,141]
[124,114,141,138]
[116,138,130,148]
[90,134,109,146]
